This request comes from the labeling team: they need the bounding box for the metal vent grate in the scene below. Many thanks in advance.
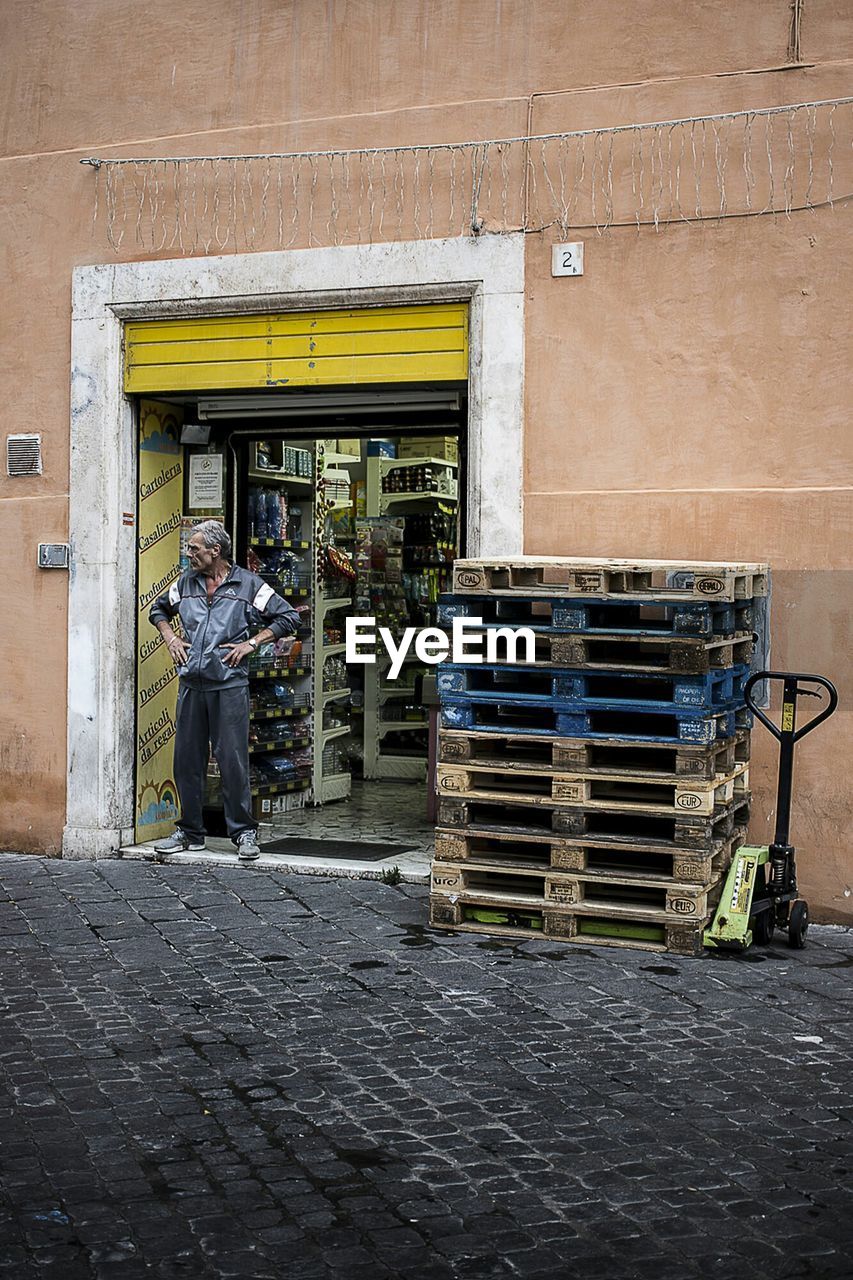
[7,434,42,477]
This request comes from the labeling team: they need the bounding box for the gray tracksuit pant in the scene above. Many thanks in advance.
[174,682,254,844]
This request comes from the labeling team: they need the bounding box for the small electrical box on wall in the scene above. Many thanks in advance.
[38,543,70,569]
[551,243,584,277]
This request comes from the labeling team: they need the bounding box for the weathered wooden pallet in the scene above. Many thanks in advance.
[436,759,750,817]
[436,793,750,852]
[429,620,753,673]
[551,829,745,883]
[428,894,711,956]
[434,826,744,885]
[430,857,723,920]
[452,557,769,602]
[440,696,749,745]
[438,593,755,640]
[437,662,749,712]
[438,727,751,781]
[540,632,752,674]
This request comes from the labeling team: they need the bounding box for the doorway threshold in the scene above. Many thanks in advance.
[119,837,430,883]
[123,781,434,882]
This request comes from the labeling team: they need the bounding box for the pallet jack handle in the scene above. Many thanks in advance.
[744,671,838,851]
[744,671,838,744]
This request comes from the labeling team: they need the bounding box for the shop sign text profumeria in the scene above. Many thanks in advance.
[345,617,536,679]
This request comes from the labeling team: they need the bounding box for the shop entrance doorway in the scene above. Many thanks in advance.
[128,303,468,875]
[165,411,463,874]
[65,236,525,864]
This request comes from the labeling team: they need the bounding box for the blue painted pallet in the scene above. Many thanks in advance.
[438,593,754,640]
[437,663,749,712]
[439,697,751,745]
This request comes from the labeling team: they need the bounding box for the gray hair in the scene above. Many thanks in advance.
[194,520,232,560]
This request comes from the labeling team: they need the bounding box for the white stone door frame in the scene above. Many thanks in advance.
[65,234,525,858]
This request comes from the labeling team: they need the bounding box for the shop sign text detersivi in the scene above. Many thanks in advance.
[346,617,536,679]
[135,400,183,842]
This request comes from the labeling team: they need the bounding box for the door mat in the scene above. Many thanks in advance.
[259,837,417,862]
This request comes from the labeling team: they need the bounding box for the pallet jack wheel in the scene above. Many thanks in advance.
[752,903,775,946]
[788,900,809,949]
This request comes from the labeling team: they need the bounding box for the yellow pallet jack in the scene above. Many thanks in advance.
[704,671,837,952]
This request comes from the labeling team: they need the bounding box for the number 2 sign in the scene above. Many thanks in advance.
[551,242,584,277]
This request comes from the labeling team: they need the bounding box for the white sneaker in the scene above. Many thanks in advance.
[236,830,261,862]
[154,831,205,855]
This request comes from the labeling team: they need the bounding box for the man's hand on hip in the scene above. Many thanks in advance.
[165,635,188,665]
[220,642,254,668]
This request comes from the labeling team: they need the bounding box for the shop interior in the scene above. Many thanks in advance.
[138,387,466,870]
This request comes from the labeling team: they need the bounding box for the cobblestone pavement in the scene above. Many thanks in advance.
[1,854,851,1280]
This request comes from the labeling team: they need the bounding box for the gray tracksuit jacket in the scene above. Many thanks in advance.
[150,564,300,688]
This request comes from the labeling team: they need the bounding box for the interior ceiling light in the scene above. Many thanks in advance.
[197,391,461,420]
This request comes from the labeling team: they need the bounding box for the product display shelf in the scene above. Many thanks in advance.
[250,667,311,680]
[249,538,311,551]
[311,440,358,805]
[252,776,311,798]
[391,455,459,469]
[324,450,361,464]
[366,455,458,515]
[248,470,313,487]
[237,445,317,824]
[379,684,419,701]
[312,617,354,801]
[375,455,458,479]
[321,724,352,744]
[382,491,458,511]
[313,654,354,797]
[248,439,315,487]
[250,705,312,722]
[322,687,352,704]
[249,734,311,755]
[364,656,428,779]
[431,557,762,956]
[359,458,456,781]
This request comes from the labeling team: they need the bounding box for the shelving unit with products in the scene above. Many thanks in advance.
[200,429,462,825]
[313,599,354,802]
[363,651,430,780]
[243,440,315,820]
[360,446,460,780]
[233,436,363,812]
[311,440,359,804]
[367,455,458,513]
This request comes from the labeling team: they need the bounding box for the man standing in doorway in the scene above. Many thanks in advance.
[150,520,300,862]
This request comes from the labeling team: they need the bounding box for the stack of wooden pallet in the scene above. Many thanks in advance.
[429,556,769,956]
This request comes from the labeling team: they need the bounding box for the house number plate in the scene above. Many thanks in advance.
[551,242,584,276]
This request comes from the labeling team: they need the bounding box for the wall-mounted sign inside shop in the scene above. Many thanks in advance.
[188,452,224,510]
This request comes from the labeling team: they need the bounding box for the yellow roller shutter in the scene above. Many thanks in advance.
[124,303,468,393]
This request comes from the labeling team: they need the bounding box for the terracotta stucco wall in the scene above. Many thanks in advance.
[523,206,852,921]
[0,1,851,918]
